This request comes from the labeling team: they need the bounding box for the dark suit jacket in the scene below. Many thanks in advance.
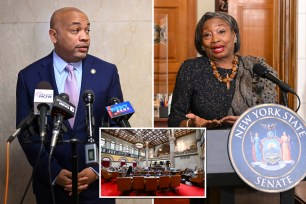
[16,52,122,203]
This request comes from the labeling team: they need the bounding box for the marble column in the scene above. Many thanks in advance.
[106,141,111,149]
[169,129,176,168]
[145,141,149,167]
[196,130,204,170]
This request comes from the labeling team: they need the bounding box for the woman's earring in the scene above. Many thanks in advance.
[201,45,205,51]
[234,37,237,43]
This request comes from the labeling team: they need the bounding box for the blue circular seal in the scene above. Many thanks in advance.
[229,104,306,192]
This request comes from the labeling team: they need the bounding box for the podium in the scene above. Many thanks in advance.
[206,129,295,204]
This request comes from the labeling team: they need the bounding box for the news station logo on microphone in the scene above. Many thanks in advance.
[52,94,75,119]
[34,89,54,115]
[106,101,134,119]
[229,104,306,193]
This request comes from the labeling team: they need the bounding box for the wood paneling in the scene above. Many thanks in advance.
[230,0,274,68]
[230,0,297,110]
[275,0,297,110]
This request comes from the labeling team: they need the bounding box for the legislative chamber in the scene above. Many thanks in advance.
[100,129,206,198]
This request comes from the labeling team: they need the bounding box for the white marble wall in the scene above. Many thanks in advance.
[0,1,152,204]
[197,0,214,20]
[175,133,196,152]
[175,155,200,171]
[297,0,306,121]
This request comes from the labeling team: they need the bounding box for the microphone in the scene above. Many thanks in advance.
[253,64,296,94]
[7,109,36,143]
[34,81,54,142]
[50,93,75,155]
[83,90,95,143]
[106,97,134,127]
[82,90,98,165]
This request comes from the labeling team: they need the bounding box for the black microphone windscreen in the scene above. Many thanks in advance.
[253,64,269,77]
[253,63,296,94]
[83,90,95,103]
[37,81,52,90]
[59,93,70,101]
[109,97,121,105]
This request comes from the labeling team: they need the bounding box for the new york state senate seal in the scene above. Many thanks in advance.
[229,104,306,192]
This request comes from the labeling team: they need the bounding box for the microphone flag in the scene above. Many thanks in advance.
[106,101,134,119]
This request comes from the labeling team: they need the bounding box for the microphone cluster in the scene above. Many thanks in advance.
[14,81,135,159]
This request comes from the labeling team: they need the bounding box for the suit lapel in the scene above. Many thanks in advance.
[38,53,59,95]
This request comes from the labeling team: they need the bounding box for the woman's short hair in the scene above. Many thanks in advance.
[194,11,241,56]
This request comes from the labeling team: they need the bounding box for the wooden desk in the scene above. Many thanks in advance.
[154,117,168,127]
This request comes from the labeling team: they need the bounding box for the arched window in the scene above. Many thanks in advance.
[131,148,134,155]
[110,141,115,150]
[101,137,106,147]
[120,159,126,167]
[125,145,129,153]
[119,144,123,151]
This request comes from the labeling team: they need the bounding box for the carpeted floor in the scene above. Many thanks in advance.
[101,180,205,197]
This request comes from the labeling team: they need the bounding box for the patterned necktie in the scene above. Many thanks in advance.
[64,64,79,127]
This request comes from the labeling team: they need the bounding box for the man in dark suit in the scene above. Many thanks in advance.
[16,7,119,204]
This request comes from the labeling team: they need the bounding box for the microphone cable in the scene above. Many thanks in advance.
[19,141,44,204]
[280,87,301,112]
[4,142,10,204]
[4,133,45,204]
[294,92,301,112]
[48,153,56,204]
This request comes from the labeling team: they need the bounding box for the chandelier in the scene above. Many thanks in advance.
[135,142,144,149]
[135,130,144,149]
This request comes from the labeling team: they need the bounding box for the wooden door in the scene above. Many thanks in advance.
[229,0,275,66]
[229,0,297,109]
[154,0,197,94]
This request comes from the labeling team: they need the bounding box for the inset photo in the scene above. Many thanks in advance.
[99,128,206,198]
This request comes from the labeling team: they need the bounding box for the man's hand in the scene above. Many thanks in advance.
[78,167,97,186]
[55,169,72,187]
[65,167,97,196]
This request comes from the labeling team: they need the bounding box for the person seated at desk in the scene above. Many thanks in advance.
[182,169,194,182]
[101,167,112,180]
[135,166,141,171]
[168,11,278,128]
[126,166,133,176]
